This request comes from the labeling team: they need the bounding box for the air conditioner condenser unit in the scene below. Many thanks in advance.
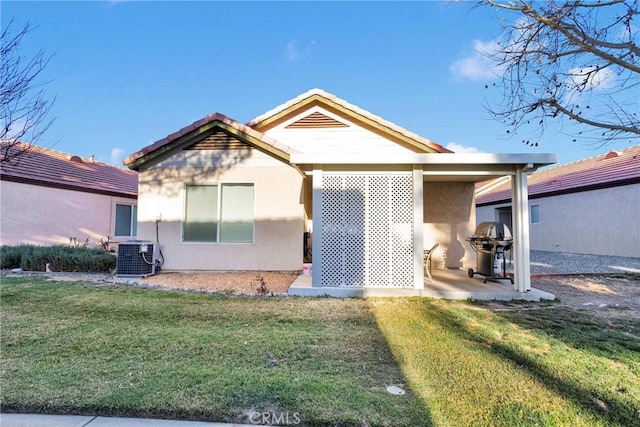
[116,241,161,277]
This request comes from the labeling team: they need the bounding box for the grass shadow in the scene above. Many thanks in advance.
[425,301,639,426]
[1,279,435,426]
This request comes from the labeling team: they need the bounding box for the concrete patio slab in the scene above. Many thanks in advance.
[288,268,556,301]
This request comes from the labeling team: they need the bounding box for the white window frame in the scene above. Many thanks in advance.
[182,182,255,244]
[114,203,138,237]
[530,204,540,224]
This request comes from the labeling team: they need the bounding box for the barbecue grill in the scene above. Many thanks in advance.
[466,222,514,284]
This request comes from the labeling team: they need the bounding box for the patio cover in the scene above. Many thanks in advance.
[290,152,558,293]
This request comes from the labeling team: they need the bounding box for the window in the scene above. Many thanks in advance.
[115,204,137,237]
[184,185,218,242]
[530,204,540,224]
[496,207,512,232]
[183,183,254,243]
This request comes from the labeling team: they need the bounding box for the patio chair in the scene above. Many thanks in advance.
[423,242,439,282]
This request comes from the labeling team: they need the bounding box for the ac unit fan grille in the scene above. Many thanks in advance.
[116,242,157,277]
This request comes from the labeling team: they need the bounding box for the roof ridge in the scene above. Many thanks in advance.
[540,143,640,173]
[475,144,640,205]
[0,141,116,166]
[246,89,328,127]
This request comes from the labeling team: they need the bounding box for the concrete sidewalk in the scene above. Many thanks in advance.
[0,414,256,427]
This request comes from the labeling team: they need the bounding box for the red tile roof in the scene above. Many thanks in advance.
[1,142,138,198]
[475,145,640,205]
[124,112,296,170]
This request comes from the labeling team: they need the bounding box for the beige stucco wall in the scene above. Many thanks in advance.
[0,180,136,247]
[476,184,640,257]
[137,148,305,271]
[423,182,476,270]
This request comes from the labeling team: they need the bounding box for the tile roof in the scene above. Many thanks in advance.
[124,113,297,170]
[1,142,138,198]
[125,90,453,170]
[475,145,640,205]
[247,88,452,154]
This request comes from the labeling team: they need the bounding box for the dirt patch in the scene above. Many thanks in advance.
[138,271,299,295]
[485,274,640,320]
[1,270,299,296]
[534,275,639,308]
[4,271,638,313]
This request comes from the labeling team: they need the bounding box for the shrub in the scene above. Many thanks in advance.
[0,245,25,269]
[0,245,116,272]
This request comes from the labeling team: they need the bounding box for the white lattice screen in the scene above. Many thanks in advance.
[321,173,414,287]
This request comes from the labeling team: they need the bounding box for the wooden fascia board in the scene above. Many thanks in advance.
[251,96,325,131]
[219,124,291,164]
[322,103,440,153]
[128,122,221,170]
[219,126,307,176]
[129,121,291,170]
[252,95,441,153]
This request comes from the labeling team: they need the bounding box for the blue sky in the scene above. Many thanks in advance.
[3,1,635,167]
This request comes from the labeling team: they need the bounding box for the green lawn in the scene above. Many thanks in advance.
[1,278,639,426]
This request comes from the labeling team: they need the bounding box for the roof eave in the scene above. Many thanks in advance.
[249,91,450,154]
[477,175,640,206]
[290,152,558,167]
[126,119,293,171]
[0,173,137,198]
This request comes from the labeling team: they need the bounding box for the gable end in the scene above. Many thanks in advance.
[285,111,349,129]
[126,117,295,171]
[184,128,251,151]
[250,92,449,154]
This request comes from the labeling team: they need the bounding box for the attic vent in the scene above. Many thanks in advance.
[604,150,622,159]
[69,155,83,163]
[286,112,349,129]
[184,129,250,151]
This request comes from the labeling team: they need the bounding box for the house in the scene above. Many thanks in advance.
[476,145,640,258]
[125,89,556,295]
[0,142,138,248]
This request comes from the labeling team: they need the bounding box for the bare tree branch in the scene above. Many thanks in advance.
[482,0,640,146]
[1,19,55,165]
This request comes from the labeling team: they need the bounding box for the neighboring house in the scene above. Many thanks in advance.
[125,89,556,294]
[476,145,640,258]
[1,142,138,248]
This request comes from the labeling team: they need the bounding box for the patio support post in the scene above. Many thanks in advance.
[511,168,532,292]
[413,165,424,289]
[311,166,323,288]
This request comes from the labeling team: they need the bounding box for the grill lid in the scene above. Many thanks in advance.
[472,222,512,240]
